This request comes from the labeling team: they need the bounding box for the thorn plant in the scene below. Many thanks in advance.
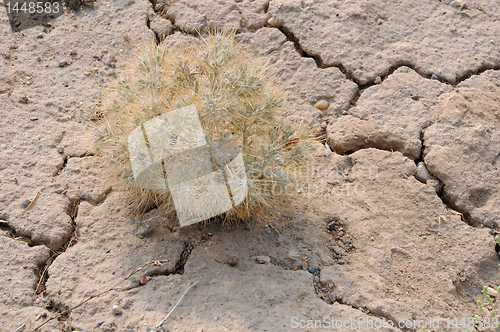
[89,31,315,224]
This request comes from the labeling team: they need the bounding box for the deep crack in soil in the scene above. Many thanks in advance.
[0,219,35,246]
[53,151,95,177]
[35,200,79,298]
[274,25,500,113]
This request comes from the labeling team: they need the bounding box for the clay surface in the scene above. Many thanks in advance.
[1,0,499,331]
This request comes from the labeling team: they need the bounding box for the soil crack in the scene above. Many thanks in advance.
[272,25,500,92]
[53,151,95,177]
[35,200,80,296]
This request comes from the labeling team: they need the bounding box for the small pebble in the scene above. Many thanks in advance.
[97,321,105,326]
[140,277,149,284]
[327,220,337,231]
[59,60,68,67]
[431,74,439,80]
[37,33,43,38]
[268,17,277,26]
[21,199,31,208]
[252,255,271,264]
[70,50,77,55]
[450,26,456,32]
[314,100,329,110]
[57,146,64,154]
[332,246,345,255]
[41,312,47,317]
[414,161,429,183]
[411,95,420,101]
[374,76,381,84]
[105,54,116,67]
[487,287,499,297]
[329,292,336,302]
[314,276,320,282]
[112,305,122,315]
[121,298,132,309]
[308,268,314,274]
[449,0,465,8]
[227,257,238,267]
[30,116,38,121]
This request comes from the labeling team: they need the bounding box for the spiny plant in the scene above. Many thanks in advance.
[463,284,500,332]
[89,31,316,225]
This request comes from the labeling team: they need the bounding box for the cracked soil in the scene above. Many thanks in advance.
[1,0,500,331]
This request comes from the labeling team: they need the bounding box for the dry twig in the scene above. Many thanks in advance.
[22,190,42,214]
[13,324,25,332]
[33,259,169,331]
[150,280,199,332]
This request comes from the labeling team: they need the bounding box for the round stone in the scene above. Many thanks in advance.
[314,100,329,110]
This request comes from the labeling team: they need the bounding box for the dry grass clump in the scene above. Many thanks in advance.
[89,31,315,225]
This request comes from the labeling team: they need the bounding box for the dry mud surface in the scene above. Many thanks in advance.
[1,0,500,331]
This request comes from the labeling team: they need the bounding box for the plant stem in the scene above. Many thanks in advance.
[151,280,199,331]
[33,259,169,331]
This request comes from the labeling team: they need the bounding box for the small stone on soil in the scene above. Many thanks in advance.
[329,292,336,302]
[251,255,271,264]
[112,305,122,315]
[327,220,337,231]
[414,161,429,183]
[121,298,132,309]
[227,257,238,267]
[104,54,116,67]
[59,60,68,67]
[332,246,345,255]
[314,100,330,110]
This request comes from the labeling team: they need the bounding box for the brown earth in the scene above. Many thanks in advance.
[1,0,500,331]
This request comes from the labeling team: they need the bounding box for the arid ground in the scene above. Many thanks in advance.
[1,0,500,331]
